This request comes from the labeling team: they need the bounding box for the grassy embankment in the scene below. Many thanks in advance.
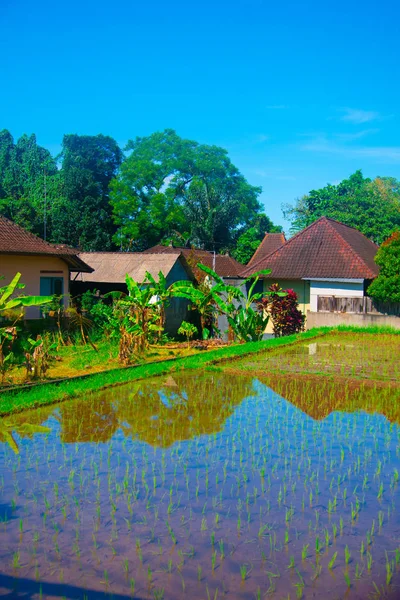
[0,325,398,416]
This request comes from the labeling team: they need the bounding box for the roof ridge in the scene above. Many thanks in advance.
[323,219,377,278]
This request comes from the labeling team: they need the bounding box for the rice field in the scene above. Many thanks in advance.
[0,332,399,599]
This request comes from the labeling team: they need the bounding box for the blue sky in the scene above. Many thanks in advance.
[1,0,399,233]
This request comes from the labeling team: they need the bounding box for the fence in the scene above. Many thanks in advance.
[317,296,400,317]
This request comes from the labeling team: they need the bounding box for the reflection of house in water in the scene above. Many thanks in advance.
[257,374,400,424]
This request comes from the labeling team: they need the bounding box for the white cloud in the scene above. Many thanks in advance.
[334,129,379,142]
[339,108,380,124]
[301,135,400,163]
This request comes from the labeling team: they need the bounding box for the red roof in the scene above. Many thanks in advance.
[241,217,379,280]
[0,215,93,272]
[143,245,243,277]
[247,232,286,266]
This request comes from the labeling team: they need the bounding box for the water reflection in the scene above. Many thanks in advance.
[2,372,255,449]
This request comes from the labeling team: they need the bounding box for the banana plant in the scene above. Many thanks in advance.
[0,273,54,383]
[172,263,286,342]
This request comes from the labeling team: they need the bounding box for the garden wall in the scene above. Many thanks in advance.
[306,311,400,330]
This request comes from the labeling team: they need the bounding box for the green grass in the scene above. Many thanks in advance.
[0,325,398,416]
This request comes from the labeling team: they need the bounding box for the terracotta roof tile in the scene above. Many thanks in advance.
[241,217,379,280]
[247,232,286,266]
[0,215,93,272]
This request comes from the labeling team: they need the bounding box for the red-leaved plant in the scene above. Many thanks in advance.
[260,283,305,337]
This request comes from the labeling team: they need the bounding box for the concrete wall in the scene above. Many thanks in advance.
[1,254,70,318]
[306,310,400,330]
[309,280,363,312]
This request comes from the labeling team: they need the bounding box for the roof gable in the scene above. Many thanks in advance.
[241,217,379,280]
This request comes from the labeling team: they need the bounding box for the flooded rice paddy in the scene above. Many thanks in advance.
[0,333,400,599]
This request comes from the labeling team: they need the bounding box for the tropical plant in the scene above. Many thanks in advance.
[177,321,198,347]
[172,264,284,342]
[0,273,53,382]
[260,283,305,337]
[114,271,174,363]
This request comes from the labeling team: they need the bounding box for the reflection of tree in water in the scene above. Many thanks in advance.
[260,373,400,425]
[2,372,254,448]
[116,373,254,447]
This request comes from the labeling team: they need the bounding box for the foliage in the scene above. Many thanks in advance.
[260,283,305,337]
[282,170,400,244]
[232,214,283,264]
[109,271,174,363]
[110,129,263,251]
[23,335,58,380]
[0,130,122,249]
[177,321,198,346]
[57,134,123,249]
[368,230,400,302]
[173,263,283,342]
[0,273,54,382]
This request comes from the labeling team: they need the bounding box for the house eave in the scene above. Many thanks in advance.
[302,278,365,283]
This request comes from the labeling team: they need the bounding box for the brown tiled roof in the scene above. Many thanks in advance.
[241,217,379,280]
[143,245,243,277]
[247,232,286,266]
[75,252,193,284]
[0,215,93,272]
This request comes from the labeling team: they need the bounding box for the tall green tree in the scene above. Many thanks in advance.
[0,130,58,235]
[110,129,263,251]
[282,170,400,244]
[58,134,123,250]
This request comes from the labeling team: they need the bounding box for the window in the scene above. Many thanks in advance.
[40,276,64,297]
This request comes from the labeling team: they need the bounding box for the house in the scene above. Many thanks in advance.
[0,215,93,318]
[241,217,379,322]
[71,251,195,334]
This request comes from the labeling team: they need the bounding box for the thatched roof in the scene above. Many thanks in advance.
[74,252,192,283]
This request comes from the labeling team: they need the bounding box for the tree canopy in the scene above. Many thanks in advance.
[282,170,400,244]
[110,129,266,252]
[0,130,122,250]
[368,231,400,303]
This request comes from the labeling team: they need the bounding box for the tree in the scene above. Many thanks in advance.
[368,231,400,303]
[232,214,283,264]
[110,129,263,251]
[282,170,400,244]
[58,134,123,250]
[0,131,58,235]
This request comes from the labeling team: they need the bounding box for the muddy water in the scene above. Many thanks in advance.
[0,369,400,599]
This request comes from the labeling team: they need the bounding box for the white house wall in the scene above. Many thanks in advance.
[309,280,364,312]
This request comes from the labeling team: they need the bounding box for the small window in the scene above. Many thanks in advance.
[40,277,64,297]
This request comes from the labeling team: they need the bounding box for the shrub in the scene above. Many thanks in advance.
[261,283,305,337]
